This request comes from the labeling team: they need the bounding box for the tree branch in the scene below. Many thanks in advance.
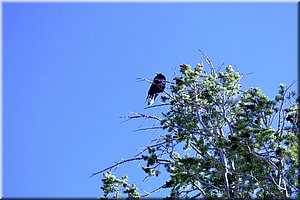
[89,157,144,179]
[198,49,215,75]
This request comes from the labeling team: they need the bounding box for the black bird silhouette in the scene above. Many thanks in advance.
[146,73,166,105]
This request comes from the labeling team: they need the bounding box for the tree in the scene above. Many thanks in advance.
[91,53,299,199]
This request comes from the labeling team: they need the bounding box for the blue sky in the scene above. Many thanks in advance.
[3,2,297,198]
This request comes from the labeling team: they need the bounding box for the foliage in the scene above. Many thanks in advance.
[101,172,141,199]
[92,55,299,199]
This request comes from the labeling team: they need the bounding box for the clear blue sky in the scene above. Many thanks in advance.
[3,2,297,198]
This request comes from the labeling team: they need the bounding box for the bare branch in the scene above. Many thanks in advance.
[132,126,162,132]
[89,157,144,179]
[141,185,164,198]
[198,50,215,75]
[219,147,231,198]
[120,112,162,122]
[191,180,206,197]
[144,103,170,110]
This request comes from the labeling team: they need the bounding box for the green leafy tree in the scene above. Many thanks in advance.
[91,53,299,199]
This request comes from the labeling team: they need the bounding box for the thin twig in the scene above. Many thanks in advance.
[120,112,162,122]
[89,157,144,179]
[132,126,162,132]
[144,103,170,110]
[198,50,215,75]
[142,185,164,198]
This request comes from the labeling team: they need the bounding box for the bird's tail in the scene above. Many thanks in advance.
[146,95,154,105]
[146,93,159,105]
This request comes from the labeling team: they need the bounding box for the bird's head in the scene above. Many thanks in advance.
[155,73,166,80]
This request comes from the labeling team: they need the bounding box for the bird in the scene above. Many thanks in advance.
[146,73,166,105]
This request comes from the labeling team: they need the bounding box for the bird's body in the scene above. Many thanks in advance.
[146,73,166,105]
